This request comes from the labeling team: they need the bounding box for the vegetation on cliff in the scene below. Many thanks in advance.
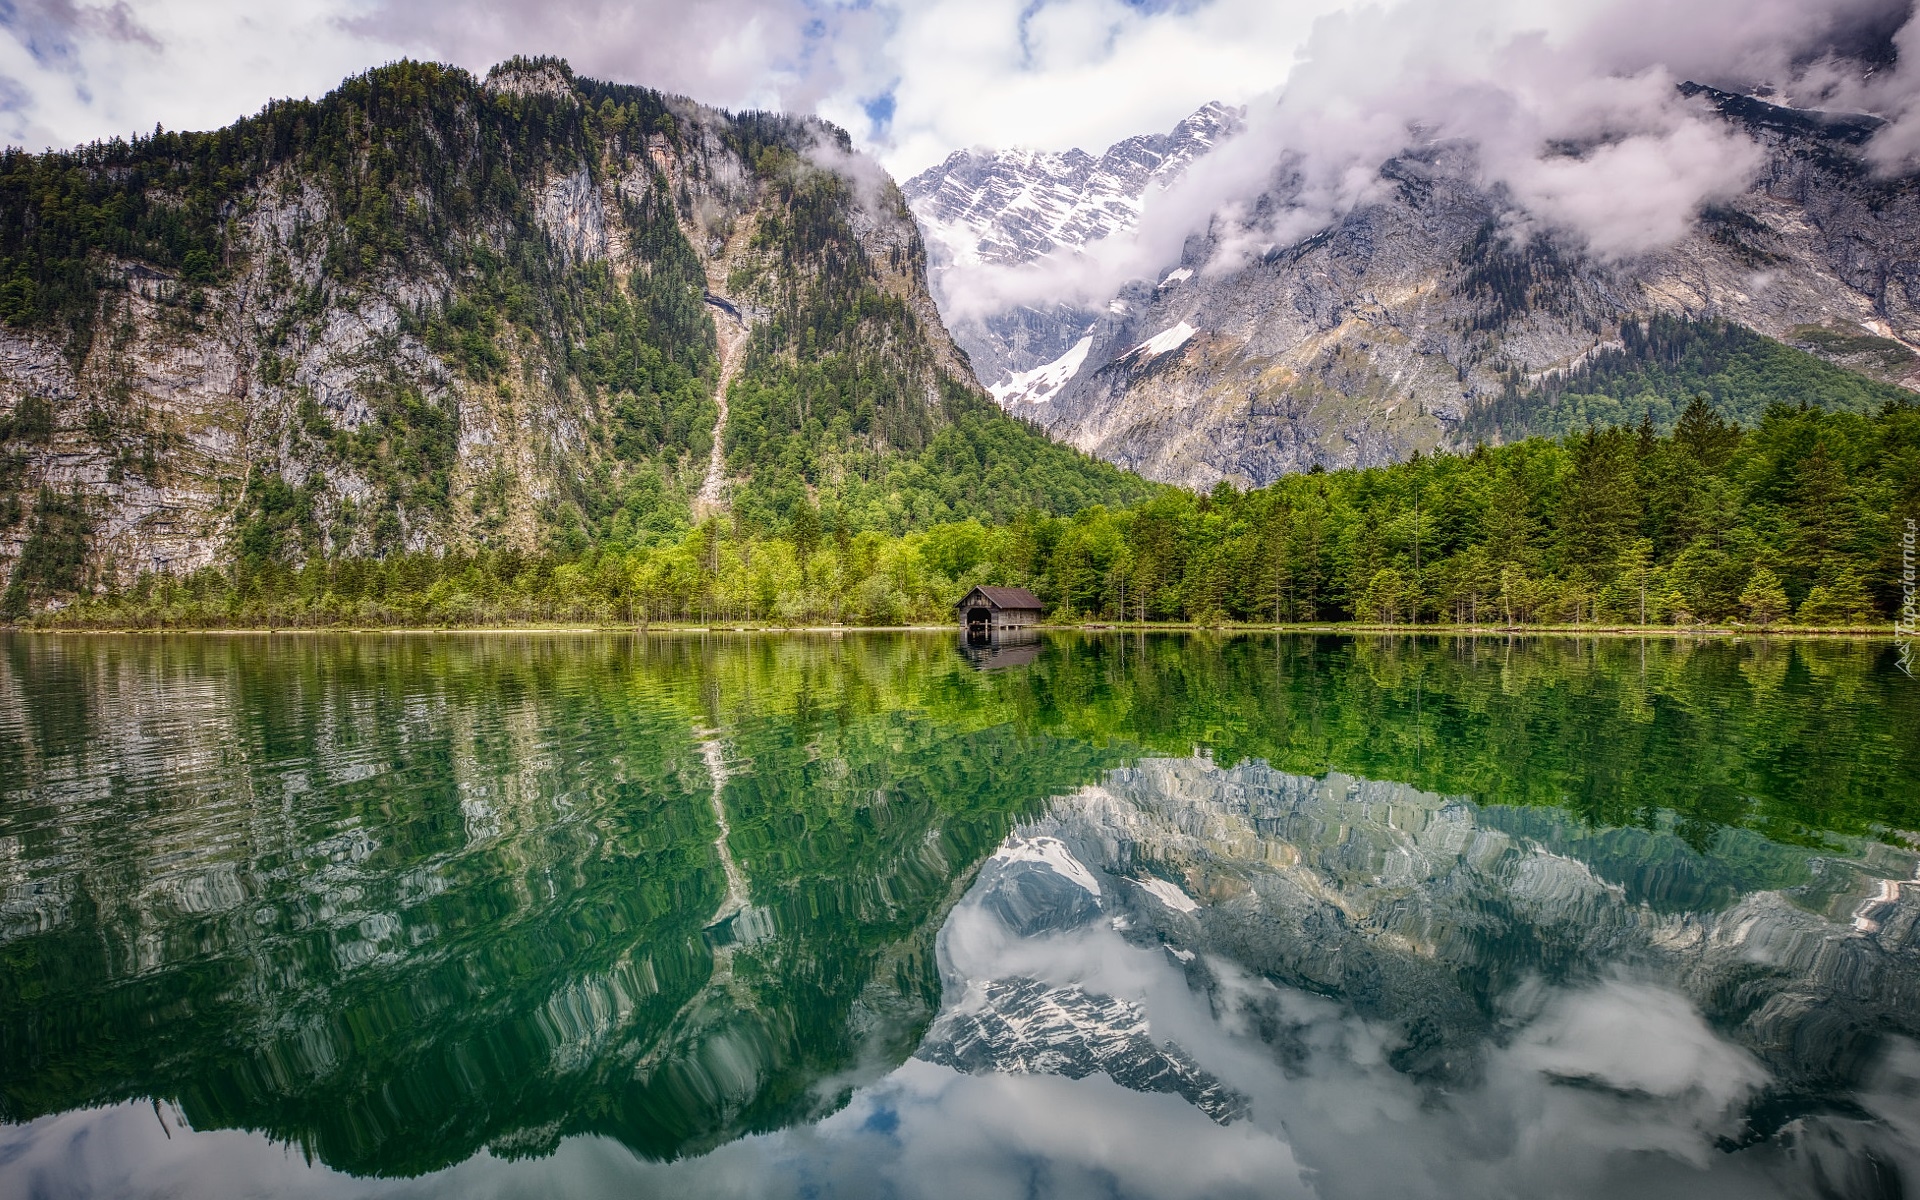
[1462,314,1916,442]
[0,56,1147,605]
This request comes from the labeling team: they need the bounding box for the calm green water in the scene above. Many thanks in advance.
[0,631,1915,1199]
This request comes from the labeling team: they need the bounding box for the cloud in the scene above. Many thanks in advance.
[0,0,400,150]
[0,0,851,151]
[800,124,908,232]
[348,0,851,115]
[1857,9,1920,170]
[5,0,1919,329]
[347,0,1335,181]
[3,0,159,60]
[0,0,1344,165]
[926,0,1919,320]
[836,0,1350,178]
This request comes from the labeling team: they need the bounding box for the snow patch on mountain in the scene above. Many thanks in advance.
[991,834,1101,896]
[916,977,1249,1124]
[1134,877,1199,913]
[989,336,1094,408]
[902,103,1240,387]
[904,102,1238,273]
[1124,322,1197,362]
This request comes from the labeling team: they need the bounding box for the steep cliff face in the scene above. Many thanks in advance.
[912,87,1920,490]
[0,58,1139,612]
[1,59,719,596]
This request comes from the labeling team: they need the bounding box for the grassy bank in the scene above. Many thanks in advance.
[8,619,1895,640]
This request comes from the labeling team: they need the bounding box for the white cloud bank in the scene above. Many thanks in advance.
[833,0,1351,178]
[0,0,401,149]
[0,0,1342,160]
[929,0,1920,319]
[6,0,1920,323]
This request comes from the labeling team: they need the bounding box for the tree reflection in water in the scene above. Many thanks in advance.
[0,632,1913,1197]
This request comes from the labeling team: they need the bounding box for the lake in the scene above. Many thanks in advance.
[0,631,1915,1199]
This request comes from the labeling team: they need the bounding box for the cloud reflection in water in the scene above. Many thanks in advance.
[6,753,1917,1199]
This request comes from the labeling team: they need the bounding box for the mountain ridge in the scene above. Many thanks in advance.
[907,85,1920,490]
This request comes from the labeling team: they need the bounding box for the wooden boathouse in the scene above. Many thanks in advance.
[955,586,1045,633]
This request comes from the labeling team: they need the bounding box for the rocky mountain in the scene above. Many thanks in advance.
[903,103,1239,391]
[917,975,1251,1123]
[912,87,1920,490]
[923,752,1919,1192]
[0,57,1144,611]
[1044,755,1920,1092]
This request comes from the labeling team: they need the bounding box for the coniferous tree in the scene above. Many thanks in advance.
[789,501,821,584]
[1789,440,1858,588]
[1483,466,1538,569]
[1797,570,1874,625]
[1674,394,1742,470]
[1558,425,1642,579]
[1740,566,1790,626]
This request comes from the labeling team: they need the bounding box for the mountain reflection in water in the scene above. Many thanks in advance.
[0,631,1914,1198]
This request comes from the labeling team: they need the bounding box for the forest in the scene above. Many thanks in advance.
[0,57,1147,595]
[1460,314,1919,442]
[30,393,1918,629]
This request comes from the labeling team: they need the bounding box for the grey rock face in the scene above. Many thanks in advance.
[906,102,1238,271]
[917,826,1250,1125]
[973,849,1103,937]
[0,82,965,593]
[917,977,1250,1124]
[914,87,1920,490]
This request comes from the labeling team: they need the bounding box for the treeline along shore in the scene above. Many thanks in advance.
[13,397,1919,631]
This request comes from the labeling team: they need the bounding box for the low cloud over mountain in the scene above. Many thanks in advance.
[929,0,1920,322]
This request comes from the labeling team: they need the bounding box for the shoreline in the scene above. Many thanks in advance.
[2,621,1895,640]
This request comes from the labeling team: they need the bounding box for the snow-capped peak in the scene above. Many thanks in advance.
[903,103,1241,272]
[1134,877,1200,913]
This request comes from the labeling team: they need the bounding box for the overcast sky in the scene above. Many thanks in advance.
[0,0,1356,176]
[6,0,1917,297]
